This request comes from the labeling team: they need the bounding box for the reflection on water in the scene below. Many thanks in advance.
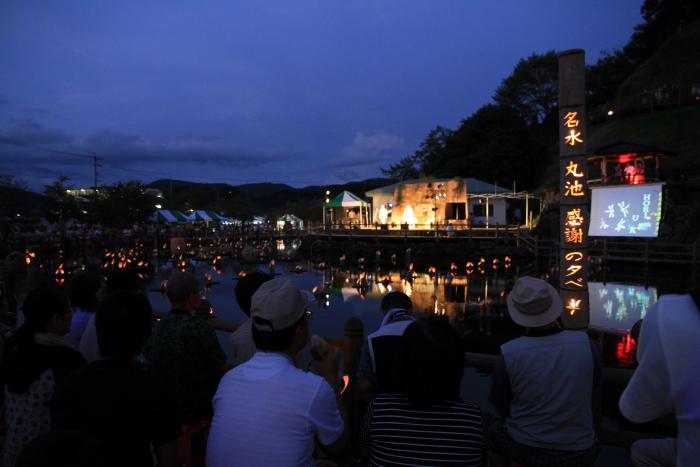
[144,251,676,368]
[589,282,657,332]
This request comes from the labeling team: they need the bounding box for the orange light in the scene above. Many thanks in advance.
[565,298,582,315]
[340,375,350,396]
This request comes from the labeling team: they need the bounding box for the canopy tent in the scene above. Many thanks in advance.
[277,213,304,230]
[153,209,187,223]
[323,191,371,226]
[186,210,231,223]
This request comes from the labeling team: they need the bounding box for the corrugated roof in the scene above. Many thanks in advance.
[365,178,510,196]
[325,190,370,207]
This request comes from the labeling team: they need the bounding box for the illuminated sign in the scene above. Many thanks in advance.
[558,50,589,326]
[565,297,582,315]
[564,180,585,197]
[589,184,663,238]
[563,111,580,128]
[561,250,585,288]
[563,112,584,147]
[565,160,584,178]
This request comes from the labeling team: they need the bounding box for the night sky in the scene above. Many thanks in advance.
[1,1,642,191]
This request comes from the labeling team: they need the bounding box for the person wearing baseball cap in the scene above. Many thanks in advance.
[206,278,347,467]
[488,276,601,467]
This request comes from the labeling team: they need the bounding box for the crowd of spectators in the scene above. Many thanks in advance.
[0,266,697,466]
[0,219,292,267]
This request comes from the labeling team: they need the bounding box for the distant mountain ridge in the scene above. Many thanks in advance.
[144,177,393,220]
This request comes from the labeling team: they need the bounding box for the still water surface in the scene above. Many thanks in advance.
[146,253,691,368]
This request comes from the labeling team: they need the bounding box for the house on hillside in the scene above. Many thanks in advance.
[365,178,523,228]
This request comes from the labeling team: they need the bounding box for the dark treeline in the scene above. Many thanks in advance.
[0,174,392,226]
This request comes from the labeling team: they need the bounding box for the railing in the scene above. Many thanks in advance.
[311,223,534,240]
[589,238,700,266]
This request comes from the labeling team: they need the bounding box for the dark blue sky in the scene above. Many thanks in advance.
[0,0,642,191]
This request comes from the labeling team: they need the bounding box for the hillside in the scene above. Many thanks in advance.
[0,186,46,218]
[235,183,293,197]
[588,105,700,179]
[594,17,700,179]
[144,177,393,221]
[617,17,700,115]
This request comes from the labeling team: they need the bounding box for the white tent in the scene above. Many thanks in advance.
[276,213,304,230]
[323,191,371,226]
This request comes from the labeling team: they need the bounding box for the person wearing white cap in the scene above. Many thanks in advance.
[488,276,600,467]
[206,278,347,467]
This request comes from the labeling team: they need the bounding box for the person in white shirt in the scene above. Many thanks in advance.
[206,278,347,467]
[619,293,700,467]
[64,273,101,350]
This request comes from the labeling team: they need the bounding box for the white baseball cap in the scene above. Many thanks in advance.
[251,278,311,332]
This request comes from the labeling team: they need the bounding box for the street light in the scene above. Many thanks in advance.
[323,190,331,228]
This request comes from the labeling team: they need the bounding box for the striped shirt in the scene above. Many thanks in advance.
[361,393,486,466]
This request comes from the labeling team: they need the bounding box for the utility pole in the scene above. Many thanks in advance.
[92,154,102,224]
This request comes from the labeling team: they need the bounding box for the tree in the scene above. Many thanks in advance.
[625,0,700,66]
[588,0,700,116]
[381,126,453,180]
[493,51,559,126]
[43,175,81,223]
[422,104,548,190]
[0,175,28,190]
[220,195,258,222]
[95,181,156,227]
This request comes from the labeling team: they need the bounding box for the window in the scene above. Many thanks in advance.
[472,203,493,217]
[445,203,466,220]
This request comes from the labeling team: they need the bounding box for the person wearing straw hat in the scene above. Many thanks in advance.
[488,276,600,467]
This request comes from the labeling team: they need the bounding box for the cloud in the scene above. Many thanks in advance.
[80,128,288,170]
[85,128,142,147]
[0,121,298,187]
[327,131,405,170]
[341,131,405,158]
[26,107,53,116]
[2,118,74,144]
[335,169,361,181]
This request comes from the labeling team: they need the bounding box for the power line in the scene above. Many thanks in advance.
[0,136,93,159]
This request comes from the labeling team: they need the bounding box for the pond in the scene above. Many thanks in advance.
[144,252,694,369]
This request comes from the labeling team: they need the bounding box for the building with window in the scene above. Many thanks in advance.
[365,178,516,229]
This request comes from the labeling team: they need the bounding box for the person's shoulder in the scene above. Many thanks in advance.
[500,335,526,352]
[445,400,484,416]
[271,364,330,401]
[229,319,252,341]
[560,329,591,342]
[656,294,697,318]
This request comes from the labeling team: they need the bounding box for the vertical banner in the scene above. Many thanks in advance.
[558,50,589,329]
